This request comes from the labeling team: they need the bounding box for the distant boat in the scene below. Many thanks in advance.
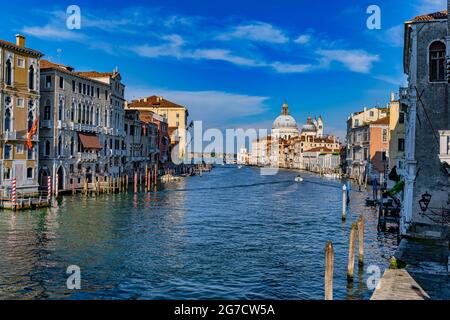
[295,175,303,182]
[324,173,338,179]
[238,165,243,169]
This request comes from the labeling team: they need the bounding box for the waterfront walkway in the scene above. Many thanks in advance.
[371,236,450,300]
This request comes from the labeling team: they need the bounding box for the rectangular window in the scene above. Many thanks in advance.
[3,167,11,180]
[17,98,24,108]
[72,80,76,92]
[27,167,33,179]
[382,129,388,143]
[28,146,34,160]
[381,151,387,161]
[398,138,405,152]
[83,84,86,95]
[4,144,12,160]
[79,83,82,94]
[59,76,64,89]
[17,58,25,68]
[16,144,24,154]
[399,112,405,124]
[45,75,52,88]
[105,90,108,100]
[97,88,100,98]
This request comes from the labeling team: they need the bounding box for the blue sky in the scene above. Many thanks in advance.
[0,0,446,139]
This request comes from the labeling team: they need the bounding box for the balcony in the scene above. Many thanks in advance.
[439,130,450,174]
[399,87,408,100]
[75,152,98,162]
[57,120,67,130]
[1,131,16,141]
[41,120,52,129]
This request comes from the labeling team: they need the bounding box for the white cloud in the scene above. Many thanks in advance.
[21,24,86,41]
[382,25,404,47]
[373,74,408,86]
[270,62,313,73]
[294,34,311,45]
[218,22,289,44]
[126,87,270,129]
[317,49,380,74]
[415,0,446,14]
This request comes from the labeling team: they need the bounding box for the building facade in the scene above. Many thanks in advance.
[345,107,389,181]
[400,8,450,235]
[388,92,406,177]
[0,35,43,195]
[39,60,126,191]
[127,96,189,163]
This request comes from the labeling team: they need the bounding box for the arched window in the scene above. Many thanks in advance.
[58,100,63,121]
[29,65,35,90]
[28,109,34,131]
[5,59,12,86]
[45,140,50,156]
[43,100,51,120]
[4,108,12,131]
[70,137,74,156]
[58,138,62,156]
[71,102,75,122]
[430,41,446,82]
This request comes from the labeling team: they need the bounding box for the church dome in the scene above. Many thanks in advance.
[272,102,298,130]
[301,116,317,133]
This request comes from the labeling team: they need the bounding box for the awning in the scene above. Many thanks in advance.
[78,133,102,150]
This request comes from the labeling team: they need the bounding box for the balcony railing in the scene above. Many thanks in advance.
[439,130,450,169]
[1,131,16,141]
[399,87,408,100]
[41,120,52,129]
[75,152,98,162]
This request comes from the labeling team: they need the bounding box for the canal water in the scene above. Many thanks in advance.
[0,166,398,300]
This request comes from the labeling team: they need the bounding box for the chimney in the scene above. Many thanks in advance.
[15,34,25,47]
[390,91,395,102]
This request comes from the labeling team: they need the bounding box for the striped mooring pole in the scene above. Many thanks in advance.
[47,176,52,201]
[11,177,17,209]
[55,174,59,197]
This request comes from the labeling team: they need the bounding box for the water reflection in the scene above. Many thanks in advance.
[0,166,397,299]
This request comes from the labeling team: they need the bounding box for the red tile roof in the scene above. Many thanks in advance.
[0,39,43,57]
[128,96,186,109]
[370,116,390,126]
[74,71,115,78]
[41,59,74,71]
[413,10,447,21]
[305,147,339,153]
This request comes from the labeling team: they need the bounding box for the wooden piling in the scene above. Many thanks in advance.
[357,215,364,267]
[134,172,138,193]
[342,184,347,221]
[324,240,334,300]
[126,175,129,192]
[347,222,357,281]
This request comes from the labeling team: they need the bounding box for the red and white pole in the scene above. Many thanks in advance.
[55,174,59,197]
[47,176,51,201]
[11,178,16,209]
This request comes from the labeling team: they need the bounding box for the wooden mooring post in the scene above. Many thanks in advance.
[357,215,364,267]
[347,222,357,281]
[324,240,334,300]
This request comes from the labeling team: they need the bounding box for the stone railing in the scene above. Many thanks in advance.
[439,130,450,169]
[75,152,98,162]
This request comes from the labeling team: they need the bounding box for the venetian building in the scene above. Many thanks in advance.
[271,102,299,141]
[0,35,43,194]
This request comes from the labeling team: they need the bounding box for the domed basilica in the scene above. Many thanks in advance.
[271,102,324,140]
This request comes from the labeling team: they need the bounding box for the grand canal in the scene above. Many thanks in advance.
[0,166,398,300]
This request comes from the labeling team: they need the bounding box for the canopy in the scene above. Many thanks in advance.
[78,133,102,150]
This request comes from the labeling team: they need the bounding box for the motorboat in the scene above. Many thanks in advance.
[295,175,303,182]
